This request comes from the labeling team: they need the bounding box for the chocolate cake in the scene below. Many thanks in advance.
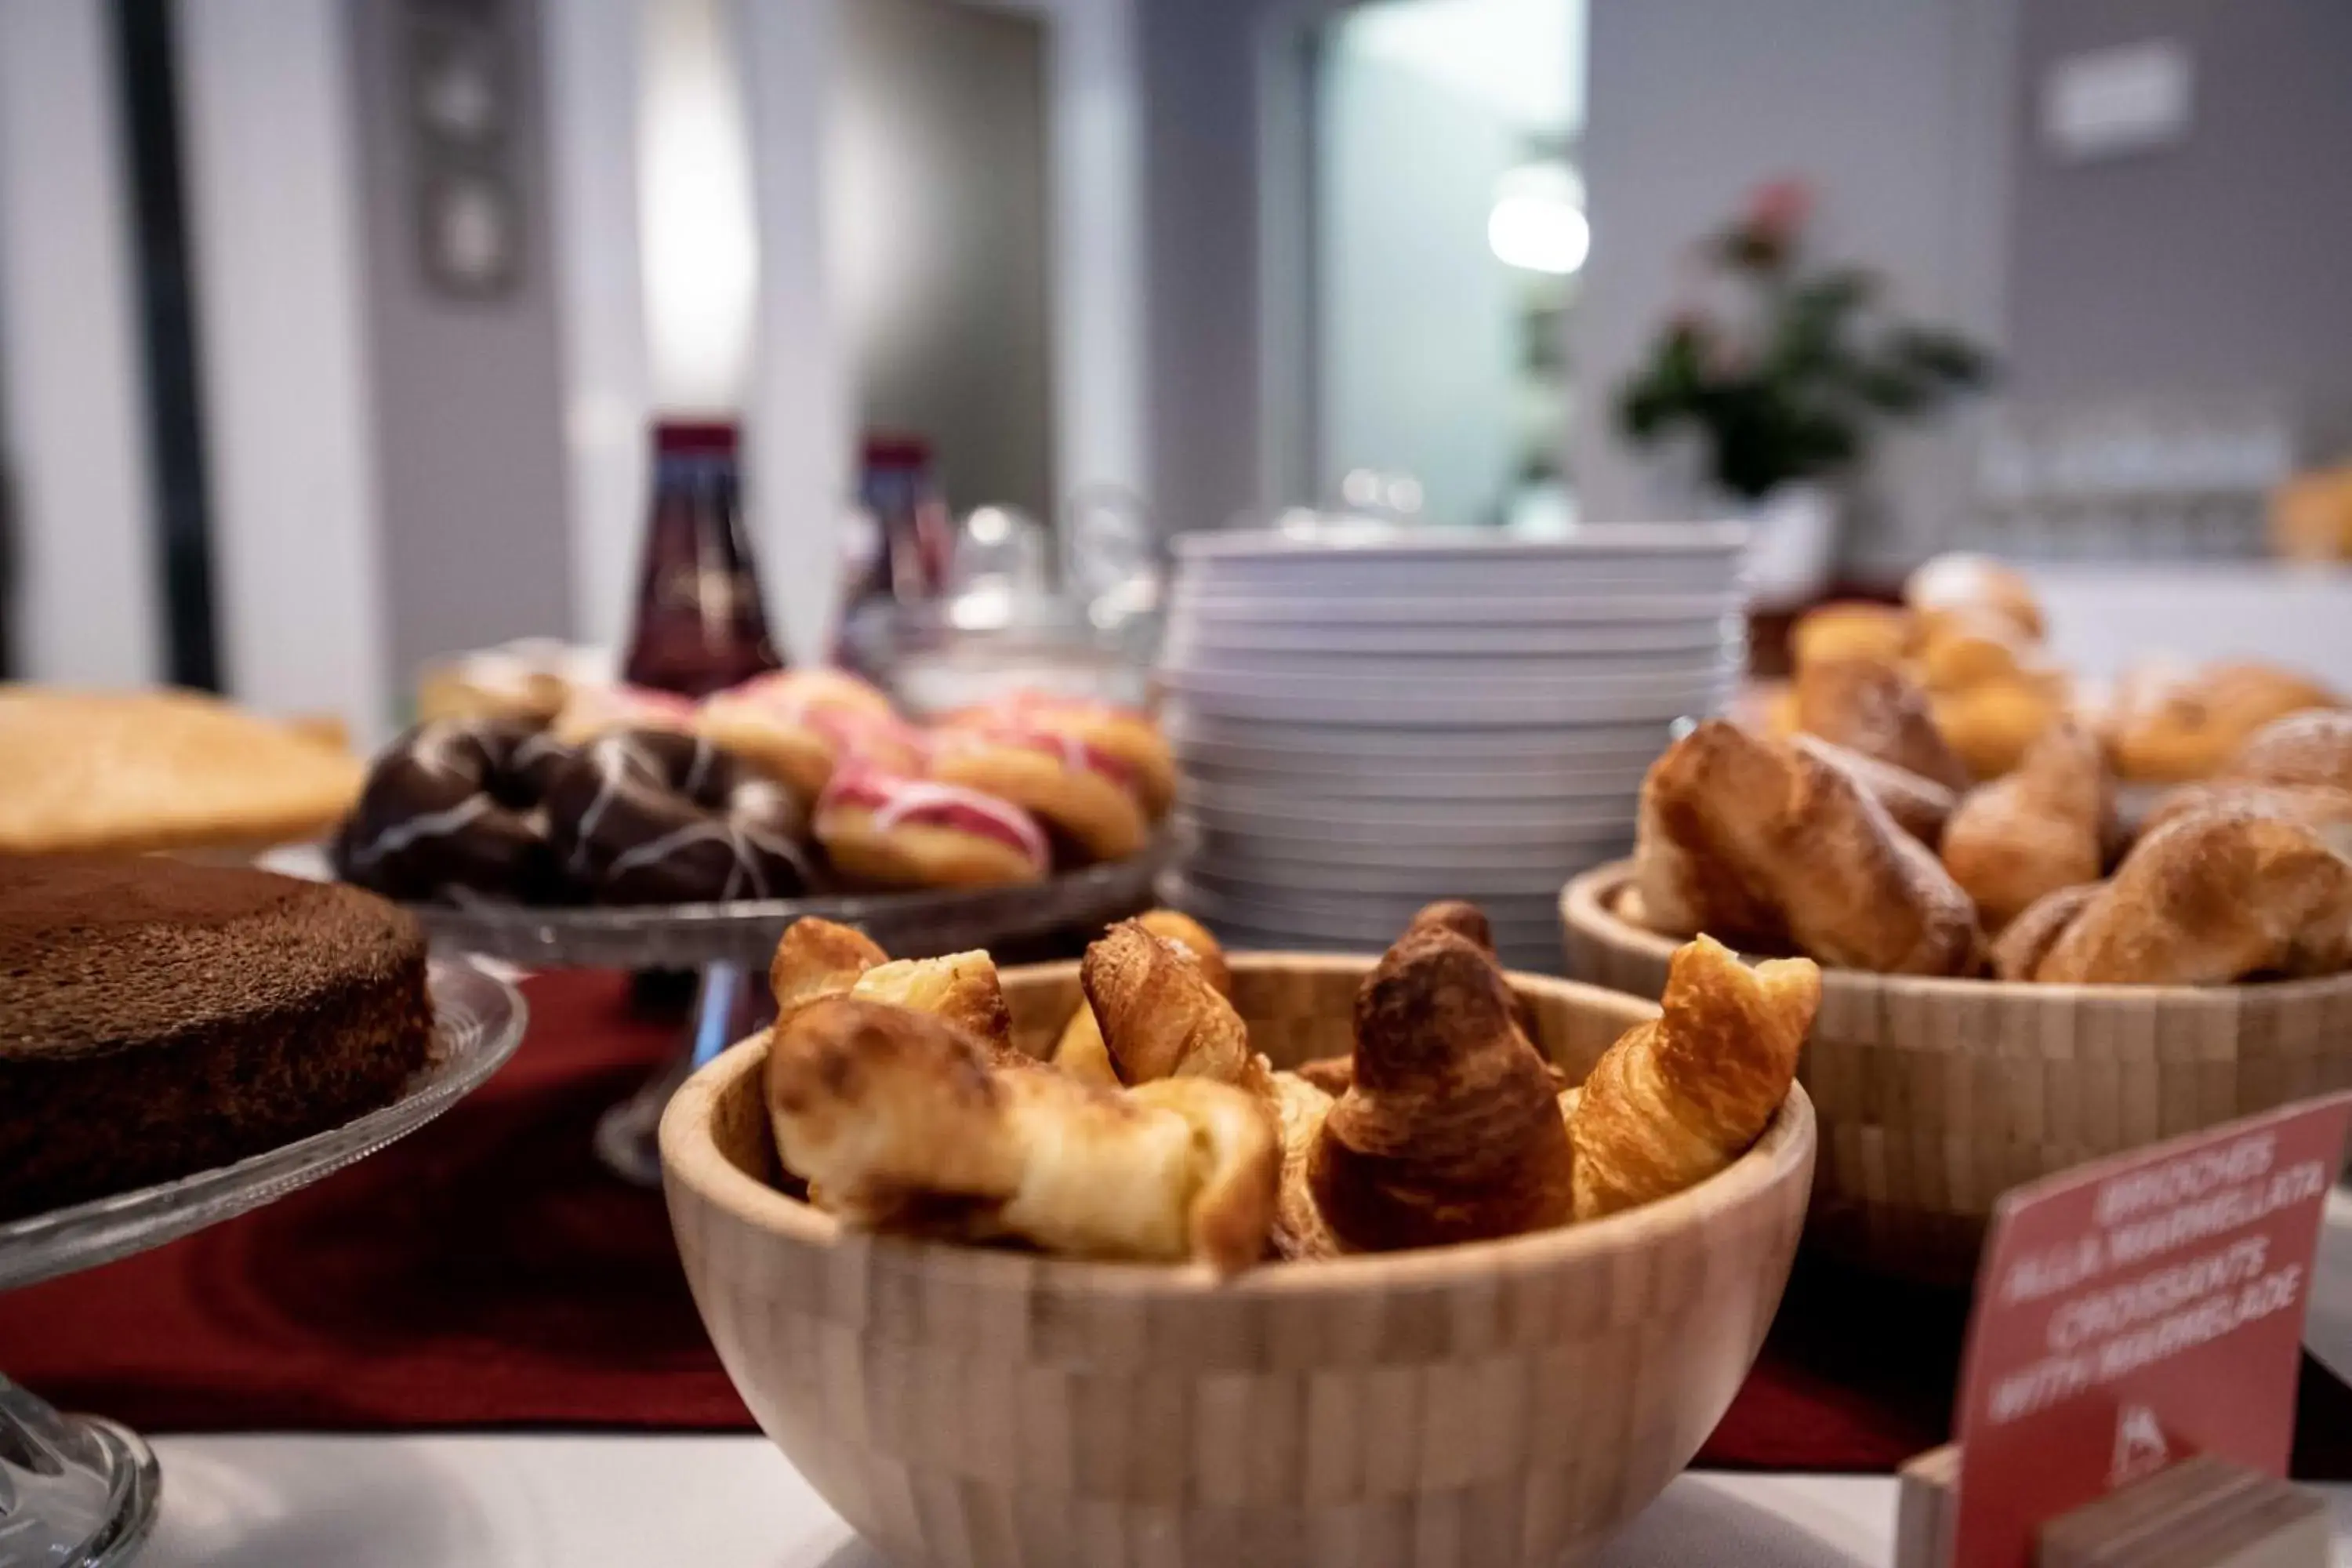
[0,855,434,1221]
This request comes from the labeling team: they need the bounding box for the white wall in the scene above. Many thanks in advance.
[1570,0,2015,564]
[176,0,391,736]
[0,3,165,686]
[834,0,1054,520]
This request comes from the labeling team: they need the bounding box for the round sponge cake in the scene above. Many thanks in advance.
[0,855,434,1220]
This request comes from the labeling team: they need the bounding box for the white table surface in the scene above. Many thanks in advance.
[132,1436,2352,1567]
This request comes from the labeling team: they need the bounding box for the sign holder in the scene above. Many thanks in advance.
[1890,1094,2352,1568]
[1896,1444,2327,1568]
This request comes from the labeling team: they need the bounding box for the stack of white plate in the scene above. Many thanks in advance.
[1158,524,1748,970]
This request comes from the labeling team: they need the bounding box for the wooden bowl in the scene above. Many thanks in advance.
[661,953,1816,1567]
[1563,861,2352,1283]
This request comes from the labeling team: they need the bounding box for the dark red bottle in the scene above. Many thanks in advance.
[621,419,784,698]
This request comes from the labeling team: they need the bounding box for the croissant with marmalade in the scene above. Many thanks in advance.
[1570,936,1817,1221]
[1079,918,1271,1102]
[765,997,1277,1272]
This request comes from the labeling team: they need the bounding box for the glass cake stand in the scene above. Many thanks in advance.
[0,958,526,1567]
[409,836,1172,1186]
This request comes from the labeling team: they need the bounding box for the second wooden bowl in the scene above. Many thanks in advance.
[1563,860,2352,1283]
[662,953,1815,1568]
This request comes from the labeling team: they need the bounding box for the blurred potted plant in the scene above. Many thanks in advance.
[1617,179,1992,604]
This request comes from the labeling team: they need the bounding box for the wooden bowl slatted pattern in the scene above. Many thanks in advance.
[1562,862,2352,1283]
[662,954,1817,1567]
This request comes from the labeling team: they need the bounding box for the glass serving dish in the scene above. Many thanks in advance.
[0,957,526,1566]
[407,835,1174,1185]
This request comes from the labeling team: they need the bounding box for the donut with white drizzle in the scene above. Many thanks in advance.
[336,718,572,902]
[700,668,924,804]
[927,720,1149,863]
[543,728,812,904]
[814,762,1049,889]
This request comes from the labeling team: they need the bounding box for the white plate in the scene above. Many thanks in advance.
[1176,755,1655,804]
[1171,881,1570,957]
[1178,782,1638,837]
[1167,621,1735,657]
[1161,668,1737,727]
[1174,521,1751,564]
[1159,639,1743,684]
[1179,561,1744,602]
[1164,711,1679,763]
[1174,873,1566,929]
[1183,855,1583,899]
[1182,818,1632,872]
[1165,588,1745,629]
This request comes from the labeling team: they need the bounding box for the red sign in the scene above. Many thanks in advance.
[1952,1094,2352,1568]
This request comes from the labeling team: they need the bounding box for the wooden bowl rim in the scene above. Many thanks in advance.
[660,952,1817,1297]
[1561,860,2352,1008]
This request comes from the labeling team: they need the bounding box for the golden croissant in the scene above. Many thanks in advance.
[1052,909,1229,1087]
[1635,719,1982,975]
[765,997,1277,1273]
[769,916,1022,1061]
[1078,918,1269,1097]
[1301,928,1577,1254]
[2034,808,2352,985]
[1569,935,1818,1221]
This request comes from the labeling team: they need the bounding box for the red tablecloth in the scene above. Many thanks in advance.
[6,971,2352,1475]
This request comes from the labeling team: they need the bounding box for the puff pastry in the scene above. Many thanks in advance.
[1302,929,1577,1253]
[768,916,887,1018]
[1079,919,1269,1097]
[1635,720,1982,975]
[1052,909,1229,1087]
[1795,656,1973,792]
[769,916,1022,1062]
[2034,809,2352,985]
[1569,935,1818,1221]
[765,997,1277,1272]
[1941,720,2111,930]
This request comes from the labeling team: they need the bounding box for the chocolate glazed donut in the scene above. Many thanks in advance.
[545,728,812,903]
[336,718,574,902]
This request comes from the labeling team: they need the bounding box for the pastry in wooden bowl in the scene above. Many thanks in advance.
[1790,601,1913,670]
[1047,909,1229,1088]
[1793,655,1973,792]
[2104,661,2343,784]
[2030,808,2352,985]
[1794,735,1956,845]
[1940,720,2112,931]
[662,914,1816,1567]
[2220,710,2352,793]
[1635,718,1981,976]
[1904,551,2045,641]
